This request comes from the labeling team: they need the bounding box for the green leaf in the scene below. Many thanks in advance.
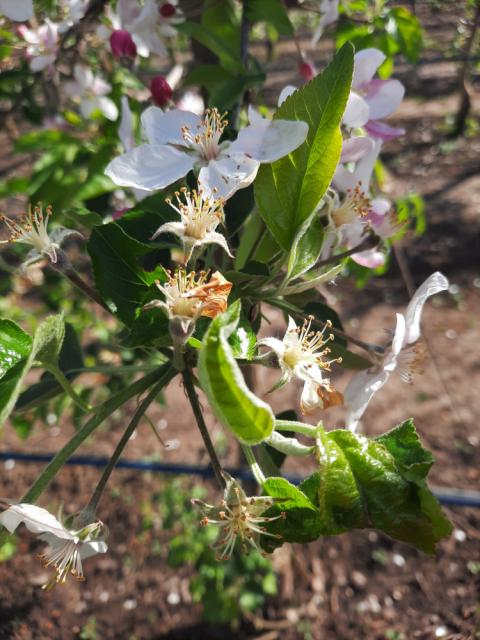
[123,307,170,348]
[262,477,322,547]
[0,314,65,428]
[376,419,434,483]
[388,8,423,63]
[87,222,166,325]
[255,43,354,250]
[16,323,85,412]
[313,423,452,553]
[245,0,294,35]
[228,314,257,360]
[198,300,274,444]
[176,21,242,72]
[286,212,324,280]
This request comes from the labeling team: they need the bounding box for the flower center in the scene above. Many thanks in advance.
[167,187,224,240]
[331,184,371,228]
[39,539,85,587]
[181,108,228,161]
[159,269,209,318]
[200,487,283,560]
[284,317,338,371]
[0,204,54,253]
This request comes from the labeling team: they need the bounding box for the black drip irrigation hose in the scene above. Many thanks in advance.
[1,451,479,508]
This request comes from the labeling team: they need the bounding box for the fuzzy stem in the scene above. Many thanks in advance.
[40,362,93,413]
[241,445,266,485]
[314,233,379,269]
[274,420,319,438]
[50,255,110,312]
[182,368,226,489]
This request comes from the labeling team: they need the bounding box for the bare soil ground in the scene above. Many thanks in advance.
[0,3,479,639]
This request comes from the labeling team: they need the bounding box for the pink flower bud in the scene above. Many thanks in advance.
[112,208,129,220]
[298,61,316,82]
[110,30,137,59]
[150,75,173,107]
[159,2,176,18]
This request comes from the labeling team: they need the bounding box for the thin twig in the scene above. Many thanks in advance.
[49,253,110,311]
[314,233,379,270]
[182,368,226,489]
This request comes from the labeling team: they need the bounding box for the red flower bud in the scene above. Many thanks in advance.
[159,2,176,18]
[298,61,316,82]
[110,30,137,59]
[150,75,173,107]
[112,208,129,220]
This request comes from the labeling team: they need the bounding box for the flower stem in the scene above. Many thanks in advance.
[274,420,319,438]
[50,254,110,312]
[241,445,266,486]
[40,362,93,413]
[182,368,226,490]
[78,366,175,526]
[314,233,379,269]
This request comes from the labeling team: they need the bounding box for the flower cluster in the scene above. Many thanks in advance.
[0,503,107,588]
[0,204,79,269]
[260,316,343,415]
[153,188,231,262]
[192,473,284,560]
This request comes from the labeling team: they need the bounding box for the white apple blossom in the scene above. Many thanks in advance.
[118,96,149,201]
[65,65,118,121]
[311,0,339,45]
[344,272,449,432]
[58,0,88,33]
[192,472,284,560]
[258,316,343,415]
[145,268,232,330]
[152,188,232,262]
[101,0,181,58]
[0,503,107,588]
[18,20,59,73]
[327,139,400,269]
[0,0,33,21]
[105,105,308,199]
[0,204,81,269]
[343,48,405,141]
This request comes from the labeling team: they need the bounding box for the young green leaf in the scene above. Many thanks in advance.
[87,222,166,325]
[0,314,65,428]
[286,212,324,281]
[262,477,322,544]
[198,300,274,445]
[313,423,452,553]
[245,0,294,36]
[255,43,354,249]
[15,323,84,412]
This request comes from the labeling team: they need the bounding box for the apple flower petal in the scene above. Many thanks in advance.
[105,144,195,191]
[404,272,449,345]
[352,48,386,88]
[344,368,390,432]
[141,106,200,147]
[229,116,308,163]
[340,136,375,163]
[343,91,370,128]
[198,153,259,199]
[365,79,405,120]
[0,0,33,20]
